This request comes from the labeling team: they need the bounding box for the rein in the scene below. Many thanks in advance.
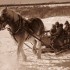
[14,15,22,34]
[22,25,49,47]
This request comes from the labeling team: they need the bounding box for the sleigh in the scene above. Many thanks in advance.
[41,31,70,54]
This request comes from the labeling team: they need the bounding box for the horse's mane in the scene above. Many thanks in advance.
[1,8,26,23]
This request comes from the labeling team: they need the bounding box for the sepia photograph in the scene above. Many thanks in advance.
[0,0,70,70]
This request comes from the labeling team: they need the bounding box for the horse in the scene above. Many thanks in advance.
[0,8,45,61]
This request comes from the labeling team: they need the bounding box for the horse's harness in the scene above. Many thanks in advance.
[2,11,57,50]
[7,15,48,47]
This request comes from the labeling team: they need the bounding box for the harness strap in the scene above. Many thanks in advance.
[22,25,49,47]
[12,16,52,48]
[15,15,22,34]
[6,12,55,49]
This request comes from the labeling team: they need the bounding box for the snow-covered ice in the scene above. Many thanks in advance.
[0,17,70,70]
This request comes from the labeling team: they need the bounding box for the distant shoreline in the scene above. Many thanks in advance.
[0,2,70,7]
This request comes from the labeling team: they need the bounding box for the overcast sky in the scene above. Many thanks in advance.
[0,0,70,4]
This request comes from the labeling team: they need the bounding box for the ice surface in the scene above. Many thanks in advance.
[0,17,70,70]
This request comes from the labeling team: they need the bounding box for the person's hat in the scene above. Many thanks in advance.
[55,22,59,25]
[65,21,69,25]
[60,24,63,27]
[52,24,56,28]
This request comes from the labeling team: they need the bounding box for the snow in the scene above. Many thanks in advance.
[42,16,70,30]
[0,17,70,70]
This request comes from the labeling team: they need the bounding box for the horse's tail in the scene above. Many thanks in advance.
[39,20,45,36]
[40,24,45,35]
[27,17,45,36]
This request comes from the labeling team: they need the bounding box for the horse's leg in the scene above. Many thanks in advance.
[17,39,27,61]
[17,43,21,59]
[33,39,37,54]
[36,40,42,59]
[17,41,27,61]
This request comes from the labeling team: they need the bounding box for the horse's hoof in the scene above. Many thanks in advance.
[23,55,27,61]
[24,57,27,61]
[33,50,37,54]
[37,52,41,59]
[33,48,37,54]
[24,58,27,61]
[37,56,41,59]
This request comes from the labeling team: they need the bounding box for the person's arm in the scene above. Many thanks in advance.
[54,28,61,36]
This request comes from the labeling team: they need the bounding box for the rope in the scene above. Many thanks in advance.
[22,26,51,48]
[24,43,32,49]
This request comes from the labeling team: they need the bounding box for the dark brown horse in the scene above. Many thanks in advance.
[0,8,45,61]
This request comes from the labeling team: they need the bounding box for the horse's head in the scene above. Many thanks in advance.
[0,7,24,32]
[0,7,8,30]
[0,7,18,30]
[0,16,6,30]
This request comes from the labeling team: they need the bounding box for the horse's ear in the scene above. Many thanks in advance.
[5,7,7,11]
[2,7,7,13]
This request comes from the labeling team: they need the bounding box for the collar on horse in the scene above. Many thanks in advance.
[7,14,24,35]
